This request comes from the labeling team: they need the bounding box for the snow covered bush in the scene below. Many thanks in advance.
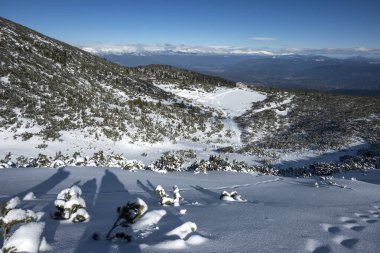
[0,153,14,169]
[65,151,86,166]
[50,159,65,169]
[220,191,246,202]
[0,197,37,242]
[1,222,45,253]
[90,150,107,166]
[155,185,182,206]
[105,198,147,241]
[120,159,145,171]
[52,186,89,223]
[36,154,51,167]
[189,156,253,173]
[148,152,184,172]
[103,153,144,171]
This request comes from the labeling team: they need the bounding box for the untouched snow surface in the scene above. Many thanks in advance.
[155,84,266,117]
[0,167,379,252]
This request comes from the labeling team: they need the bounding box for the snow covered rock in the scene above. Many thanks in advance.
[166,221,197,239]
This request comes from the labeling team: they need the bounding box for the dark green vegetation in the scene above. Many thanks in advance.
[0,17,230,143]
[237,86,380,153]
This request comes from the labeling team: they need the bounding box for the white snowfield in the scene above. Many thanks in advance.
[155,84,267,117]
[0,167,379,253]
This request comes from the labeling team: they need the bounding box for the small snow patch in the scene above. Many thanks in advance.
[186,234,208,245]
[0,75,10,85]
[23,192,36,200]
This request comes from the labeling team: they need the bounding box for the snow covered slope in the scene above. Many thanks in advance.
[1,17,380,171]
[0,167,379,252]
[0,17,241,157]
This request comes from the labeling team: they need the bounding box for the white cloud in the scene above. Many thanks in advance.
[81,43,278,56]
[252,37,277,41]
[80,43,380,58]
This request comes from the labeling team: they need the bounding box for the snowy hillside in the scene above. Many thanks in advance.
[0,167,379,252]
[0,17,238,157]
[1,17,380,173]
[0,16,380,253]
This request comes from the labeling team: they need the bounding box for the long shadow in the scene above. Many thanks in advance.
[271,143,368,170]
[74,169,142,253]
[39,179,81,245]
[81,178,97,210]
[191,185,220,200]
[146,180,156,192]
[9,168,71,245]
[15,168,70,198]
[136,179,156,202]
[270,143,380,186]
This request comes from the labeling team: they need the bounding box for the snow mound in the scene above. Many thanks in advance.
[39,236,52,251]
[5,196,20,210]
[133,209,166,231]
[141,239,187,250]
[166,221,197,239]
[0,208,37,224]
[3,222,45,253]
[23,192,36,200]
[186,234,209,245]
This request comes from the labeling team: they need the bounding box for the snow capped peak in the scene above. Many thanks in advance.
[81,43,281,56]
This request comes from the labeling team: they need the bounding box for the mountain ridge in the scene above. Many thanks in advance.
[100,53,380,93]
[0,16,236,151]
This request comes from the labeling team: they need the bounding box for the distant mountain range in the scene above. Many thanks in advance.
[99,53,380,96]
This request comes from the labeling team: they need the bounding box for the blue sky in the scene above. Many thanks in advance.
[1,0,380,50]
